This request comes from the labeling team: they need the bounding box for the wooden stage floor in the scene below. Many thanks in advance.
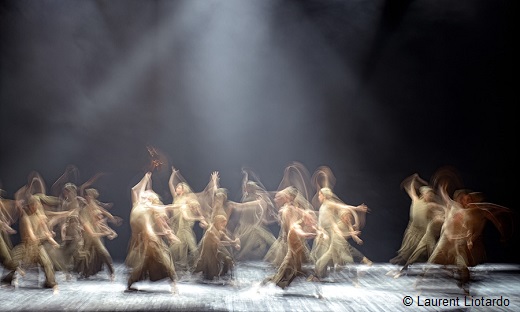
[1,261,519,312]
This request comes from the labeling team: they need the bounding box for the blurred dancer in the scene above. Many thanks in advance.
[74,188,120,281]
[263,210,319,289]
[390,173,444,266]
[14,172,71,276]
[126,172,180,293]
[420,182,512,294]
[310,166,371,268]
[168,167,216,229]
[11,194,60,293]
[0,193,21,287]
[210,188,233,222]
[193,215,240,281]
[264,187,305,267]
[312,187,368,282]
[232,169,276,261]
[265,163,314,267]
[170,198,207,271]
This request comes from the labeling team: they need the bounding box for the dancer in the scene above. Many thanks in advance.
[209,181,277,262]
[126,171,180,293]
[14,171,71,275]
[419,182,512,294]
[393,206,445,278]
[59,212,83,280]
[0,193,21,287]
[263,210,319,289]
[193,215,240,281]
[11,194,60,293]
[74,187,120,280]
[168,167,216,228]
[309,166,371,270]
[390,173,444,266]
[337,203,373,266]
[264,163,314,267]
[170,197,207,271]
[167,167,204,271]
[210,187,233,222]
[312,187,368,283]
[232,169,276,261]
[264,186,306,267]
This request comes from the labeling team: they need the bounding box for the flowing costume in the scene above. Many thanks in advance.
[126,204,177,288]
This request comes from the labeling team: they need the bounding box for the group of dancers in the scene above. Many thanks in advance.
[125,162,372,293]
[0,160,513,296]
[0,166,121,293]
[388,168,512,294]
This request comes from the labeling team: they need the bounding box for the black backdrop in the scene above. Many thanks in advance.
[0,0,517,263]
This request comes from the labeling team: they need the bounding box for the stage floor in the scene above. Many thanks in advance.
[1,261,519,312]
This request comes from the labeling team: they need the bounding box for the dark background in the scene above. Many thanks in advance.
[0,0,517,263]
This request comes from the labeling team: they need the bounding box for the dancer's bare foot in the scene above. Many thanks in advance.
[170,283,178,295]
[393,272,404,279]
[17,268,26,277]
[306,275,320,282]
[361,257,373,266]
